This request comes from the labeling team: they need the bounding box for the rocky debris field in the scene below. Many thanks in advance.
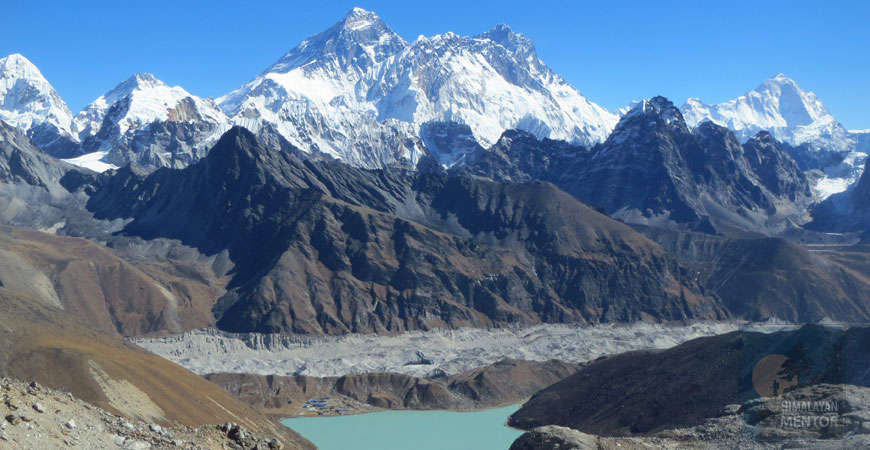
[136,322,786,378]
[0,377,285,449]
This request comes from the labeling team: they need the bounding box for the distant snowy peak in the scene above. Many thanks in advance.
[681,74,852,152]
[0,54,78,155]
[218,7,617,168]
[74,72,226,139]
[70,73,230,171]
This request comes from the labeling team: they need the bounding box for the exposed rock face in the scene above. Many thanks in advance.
[464,98,813,235]
[510,426,599,450]
[0,226,226,337]
[0,119,81,191]
[509,325,870,436]
[84,126,723,334]
[458,128,586,183]
[207,359,579,415]
[0,119,111,234]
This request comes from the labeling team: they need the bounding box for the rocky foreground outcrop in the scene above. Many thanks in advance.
[509,325,870,449]
[0,377,293,449]
[0,288,312,449]
[510,325,870,435]
[511,384,870,449]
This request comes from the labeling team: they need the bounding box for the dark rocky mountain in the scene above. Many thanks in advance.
[456,128,587,183]
[509,325,870,436]
[0,119,109,233]
[462,97,814,235]
[83,126,725,334]
[0,119,81,190]
[809,159,870,232]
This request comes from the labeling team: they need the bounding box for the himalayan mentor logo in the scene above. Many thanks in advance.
[752,354,798,397]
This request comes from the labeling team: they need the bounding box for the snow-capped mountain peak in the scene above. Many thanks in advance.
[68,72,229,170]
[73,73,224,138]
[680,74,850,152]
[0,53,77,155]
[218,9,618,168]
[263,7,406,76]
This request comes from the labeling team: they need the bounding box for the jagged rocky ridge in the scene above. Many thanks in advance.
[82,126,725,334]
[462,97,814,235]
[0,118,105,232]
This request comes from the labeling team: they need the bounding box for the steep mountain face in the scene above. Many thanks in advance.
[466,97,813,235]
[0,119,78,190]
[84,127,724,334]
[681,74,853,152]
[0,226,226,337]
[0,54,79,157]
[459,129,588,183]
[638,226,870,323]
[218,8,617,169]
[73,73,230,170]
[0,118,106,232]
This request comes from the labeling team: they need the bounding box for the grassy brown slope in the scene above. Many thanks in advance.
[0,289,313,449]
[637,225,870,323]
[0,226,224,336]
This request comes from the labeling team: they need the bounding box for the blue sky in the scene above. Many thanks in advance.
[2,0,868,128]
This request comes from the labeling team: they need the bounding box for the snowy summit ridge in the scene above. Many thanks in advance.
[218,7,619,168]
[73,72,230,169]
[681,74,853,152]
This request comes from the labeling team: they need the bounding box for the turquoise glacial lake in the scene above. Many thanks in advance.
[282,404,523,450]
